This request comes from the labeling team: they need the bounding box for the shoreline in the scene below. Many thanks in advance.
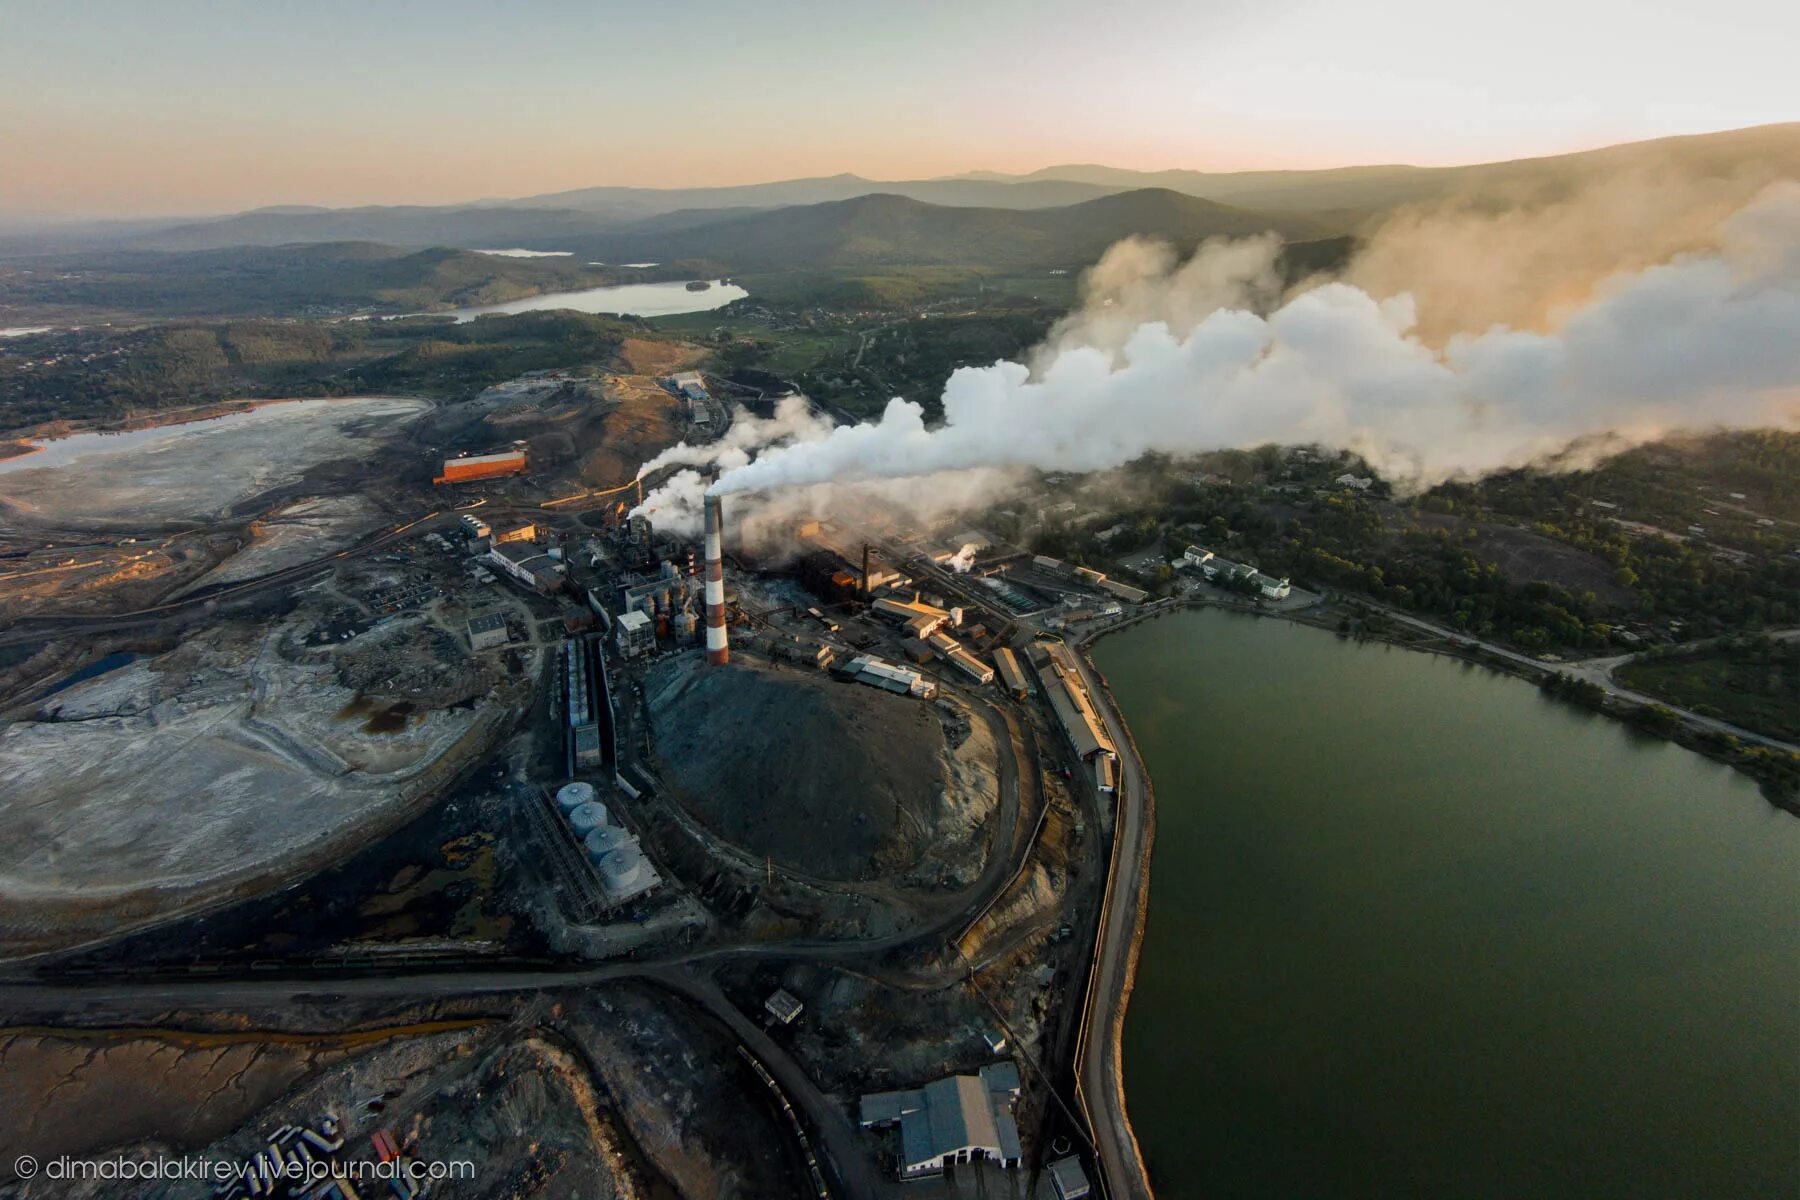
[1069,592,1796,1196]
[1085,595,1798,813]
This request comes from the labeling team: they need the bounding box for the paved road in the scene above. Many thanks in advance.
[1064,646,1155,1200]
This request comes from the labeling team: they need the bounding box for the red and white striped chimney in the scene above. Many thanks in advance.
[703,494,729,666]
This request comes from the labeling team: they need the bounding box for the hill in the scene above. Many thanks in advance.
[572,189,1333,271]
[958,123,1800,215]
[6,124,1788,257]
[0,242,622,318]
[507,172,1121,219]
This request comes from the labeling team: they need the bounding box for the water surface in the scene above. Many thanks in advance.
[1095,608,1797,1199]
[439,278,745,322]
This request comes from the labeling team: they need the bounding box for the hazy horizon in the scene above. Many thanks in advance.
[5,0,1795,219]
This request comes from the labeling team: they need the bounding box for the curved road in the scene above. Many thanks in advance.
[1065,643,1157,1199]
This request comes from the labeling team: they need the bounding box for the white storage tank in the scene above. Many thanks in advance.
[556,782,596,813]
[583,825,629,862]
[597,843,648,890]
[567,800,609,836]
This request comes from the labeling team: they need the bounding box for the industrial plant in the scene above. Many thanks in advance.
[0,359,1169,1200]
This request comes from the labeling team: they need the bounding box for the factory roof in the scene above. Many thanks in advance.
[764,988,805,1025]
[861,1064,1024,1172]
[447,450,526,467]
[993,647,1030,694]
[1038,661,1116,761]
[980,1060,1021,1096]
[872,596,952,623]
[1047,1156,1093,1199]
[467,612,507,633]
[1096,577,1149,603]
[617,610,652,631]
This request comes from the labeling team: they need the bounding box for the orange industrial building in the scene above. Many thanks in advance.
[435,450,528,485]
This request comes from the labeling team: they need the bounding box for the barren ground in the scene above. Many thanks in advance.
[0,396,428,527]
[646,657,996,883]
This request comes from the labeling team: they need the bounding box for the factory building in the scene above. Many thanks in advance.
[796,520,905,593]
[764,988,805,1026]
[859,1062,1024,1180]
[1096,576,1150,604]
[670,371,712,426]
[1034,642,1117,764]
[1183,545,1290,598]
[488,541,565,593]
[493,522,537,545]
[622,561,687,616]
[993,647,1031,700]
[615,609,655,658]
[1048,1156,1093,1200]
[1029,555,1148,603]
[872,595,962,628]
[924,628,995,685]
[565,640,605,769]
[841,654,937,699]
[466,611,509,651]
[434,449,528,485]
[459,514,493,548]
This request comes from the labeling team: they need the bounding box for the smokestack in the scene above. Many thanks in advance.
[703,494,729,666]
[861,543,871,599]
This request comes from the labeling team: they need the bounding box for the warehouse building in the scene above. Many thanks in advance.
[466,611,510,651]
[1048,1156,1093,1200]
[993,647,1031,700]
[488,542,565,593]
[859,1062,1024,1180]
[434,449,527,485]
[924,628,995,685]
[1035,642,1117,763]
[841,654,937,699]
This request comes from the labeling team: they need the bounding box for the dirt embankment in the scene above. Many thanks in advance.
[583,375,682,486]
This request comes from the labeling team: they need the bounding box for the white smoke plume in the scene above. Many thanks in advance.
[947,543,980,572]
[712,182,1800,496]
[634,393,832,480]
[630,394,834,534]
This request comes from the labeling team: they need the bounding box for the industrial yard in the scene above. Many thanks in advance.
[0,361,1164,1200]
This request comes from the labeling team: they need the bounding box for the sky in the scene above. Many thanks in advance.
[2,0,1795,217]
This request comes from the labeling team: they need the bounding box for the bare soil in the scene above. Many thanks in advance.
[646,658,967,882]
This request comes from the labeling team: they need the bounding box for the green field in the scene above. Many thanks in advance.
[1617,637,1800,742]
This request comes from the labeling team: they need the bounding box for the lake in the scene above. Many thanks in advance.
[1094,607,1798,1199]
[438,279,746,322]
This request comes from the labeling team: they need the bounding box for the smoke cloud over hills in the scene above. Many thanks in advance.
[705,182,1798,499]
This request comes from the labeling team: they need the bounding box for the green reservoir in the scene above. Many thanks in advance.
[1094,607,1798,1199]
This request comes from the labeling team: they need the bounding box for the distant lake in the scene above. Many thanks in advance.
[473,248,573,258]
[438,279,746,322]
[0,326,53,338]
